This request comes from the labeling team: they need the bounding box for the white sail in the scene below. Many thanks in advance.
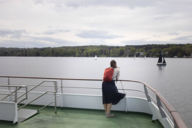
[94,55,97,60]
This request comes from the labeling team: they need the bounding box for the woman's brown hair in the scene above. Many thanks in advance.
[110,60,117,68]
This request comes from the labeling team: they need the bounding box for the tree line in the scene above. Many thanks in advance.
[0,44,192,57]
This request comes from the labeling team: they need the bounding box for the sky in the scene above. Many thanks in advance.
[0,0,192,48]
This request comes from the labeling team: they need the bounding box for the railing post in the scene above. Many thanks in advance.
[25,86,28,100]
[15,87,17,103]
[8,77,13,101]
[156,95,166,118]
[8,77,10,85]
[61,79,64,109]
[120,81,127,113]
[61,79,63,94]
[54,81,57,114]
[144,85,151,102]
[144,85,159,121]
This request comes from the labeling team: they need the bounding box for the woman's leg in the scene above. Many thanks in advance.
[103,104,107,114]
[106,103,114,117]
[106,103,112,113]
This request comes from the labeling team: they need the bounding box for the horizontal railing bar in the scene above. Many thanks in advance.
[0,76,156,91]
[123,89,144,92]
[0,90,62,96]
[27,85,61,89]
[0,93,10,95]
[26,85,58,87]
[0,76,186,128]
[0,84,27,88]
[62,86,144,91]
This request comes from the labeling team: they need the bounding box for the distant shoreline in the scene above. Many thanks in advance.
[0,56,192,58]
[0,44,192,58]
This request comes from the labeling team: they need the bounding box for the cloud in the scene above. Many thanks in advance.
[0,29,28,38]
[34,0,192,16]
[0,36,76,48]
[35,0,44,5]
[0,40,49,48]
[32,36,73,45]
[38,0,158,8]
[43,29,70,35]
[122,36,192,45]
[0,0,7,5]
[153,35,160,38]
[173,36,192,41]
[76,30,123,39]
[1,0,192,47]
[122,39,171,45]
[169,33,180,36]
[0,31,76,47]
[153,16,170,20]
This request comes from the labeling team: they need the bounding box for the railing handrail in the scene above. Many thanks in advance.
[0,84,27,88]
[0,76,187,128]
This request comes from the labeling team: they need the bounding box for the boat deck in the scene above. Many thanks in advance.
[0,105,163,128]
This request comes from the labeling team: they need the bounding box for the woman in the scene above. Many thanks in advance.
[102,60,126,117]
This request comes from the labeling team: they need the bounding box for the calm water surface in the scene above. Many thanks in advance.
[0,57,191,127]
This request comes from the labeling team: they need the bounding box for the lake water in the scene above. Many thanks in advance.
[0,57,191,127]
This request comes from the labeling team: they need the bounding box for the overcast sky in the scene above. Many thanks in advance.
[0,0,192,48]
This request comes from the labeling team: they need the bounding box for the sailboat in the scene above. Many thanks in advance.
[157,53,166,66]
[94,55,97,60]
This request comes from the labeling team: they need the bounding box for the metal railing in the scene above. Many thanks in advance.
[0,84,27,103]
[18,90,57,113]
[18,81,58,113]
[0,76,187,128]
[0,79,58,113]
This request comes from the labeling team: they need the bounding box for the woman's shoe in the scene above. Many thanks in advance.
[106,113,114,118]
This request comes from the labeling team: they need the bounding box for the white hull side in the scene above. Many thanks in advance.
[0,91,174,127]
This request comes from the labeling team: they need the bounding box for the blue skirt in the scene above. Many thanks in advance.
[102,80,126,105]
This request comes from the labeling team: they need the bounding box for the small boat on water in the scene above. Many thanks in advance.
[157,53,166,66]
[94,55,97,60]
[0,76,187,128]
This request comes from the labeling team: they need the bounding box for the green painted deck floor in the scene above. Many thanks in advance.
[0,105,163,128]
